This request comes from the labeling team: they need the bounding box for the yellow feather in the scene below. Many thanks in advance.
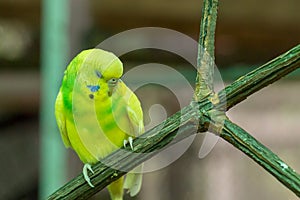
[55,49,144,200]
[55,90,71,148]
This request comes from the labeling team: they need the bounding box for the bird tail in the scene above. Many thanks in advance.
[107,177,124,200]
[123,164,143,197]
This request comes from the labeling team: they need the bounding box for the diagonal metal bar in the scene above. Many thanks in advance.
[217,119,300,196]
[48,44,300,199]
[218,44,300,111]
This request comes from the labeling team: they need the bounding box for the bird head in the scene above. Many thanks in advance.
[75,49,124,98]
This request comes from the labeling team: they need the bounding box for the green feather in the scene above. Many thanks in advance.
[55,49,144,199]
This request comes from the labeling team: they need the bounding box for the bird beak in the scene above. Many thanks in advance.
[107,79,119,96]
[108,88,113,96]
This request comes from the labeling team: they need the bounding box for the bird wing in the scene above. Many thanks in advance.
[126,89,144,137]
[55,90,71,148]
[123,84,144,196]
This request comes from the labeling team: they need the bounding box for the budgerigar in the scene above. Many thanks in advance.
[55,49,144,200]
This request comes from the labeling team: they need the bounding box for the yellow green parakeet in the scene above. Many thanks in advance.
[55,49,144,200]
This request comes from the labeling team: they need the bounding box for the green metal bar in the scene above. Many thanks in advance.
[220,119,300,196]
[40,0,69,199]
[194,0,219,100]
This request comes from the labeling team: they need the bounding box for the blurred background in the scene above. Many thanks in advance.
[0,0,299,199]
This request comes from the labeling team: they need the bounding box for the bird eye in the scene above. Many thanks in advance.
[108,78,118,86]
[111,78,117,83]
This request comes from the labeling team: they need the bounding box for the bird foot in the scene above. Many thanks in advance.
[123,137,134,150]
[83,163,95,187]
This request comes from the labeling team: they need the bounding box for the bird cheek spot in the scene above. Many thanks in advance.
[87,85,100,92]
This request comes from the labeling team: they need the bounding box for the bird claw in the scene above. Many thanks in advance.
[83,163,95,187]
[123,139,128,148]
[123,137,134,150]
